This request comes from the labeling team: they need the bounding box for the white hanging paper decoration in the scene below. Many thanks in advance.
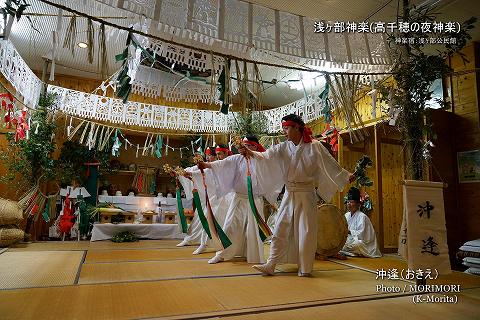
[142,133,151,156]
[66,117,73,137]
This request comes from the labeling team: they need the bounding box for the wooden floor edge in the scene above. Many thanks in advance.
[147,292,416,320]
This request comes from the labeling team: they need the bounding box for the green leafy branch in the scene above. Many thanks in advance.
[1,0,39,35]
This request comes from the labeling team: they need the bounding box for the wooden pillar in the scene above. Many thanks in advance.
[337,134,344,208]
[374,123,384,251]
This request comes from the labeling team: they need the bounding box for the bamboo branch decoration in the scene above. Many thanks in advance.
[326,74,368,143]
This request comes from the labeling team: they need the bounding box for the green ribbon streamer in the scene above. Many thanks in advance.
[41,198,50,223]
[192,190,212,239]
[247,175,268,241]
[176,186,188,233]
[205,194,232,249]
[115,47,129,62]
[155,135,163,158]
[213,216,232,249]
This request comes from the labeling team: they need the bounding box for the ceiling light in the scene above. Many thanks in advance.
[77,42,88,48]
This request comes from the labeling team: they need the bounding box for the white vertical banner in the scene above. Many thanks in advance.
[403,180,451,275]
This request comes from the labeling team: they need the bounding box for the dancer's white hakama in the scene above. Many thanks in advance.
[208,155,281,263]
[252,140,350,274]
[177,166,231,252]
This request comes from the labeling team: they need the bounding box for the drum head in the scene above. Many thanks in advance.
[316,204,348,257]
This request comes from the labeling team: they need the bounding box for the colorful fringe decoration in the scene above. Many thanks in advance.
[246,158,272,241]
[1,92,15,128]
[18,184,58,222]
[175,180,188,233]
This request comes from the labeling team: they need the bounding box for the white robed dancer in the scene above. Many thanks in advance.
[340,187,381,258]
[198,136,281,264]
[239,114,354,277]
[177,146,232,254]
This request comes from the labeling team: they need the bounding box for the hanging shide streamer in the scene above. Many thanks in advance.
[98,127,113,151]
[142,133,149,156]
[67,120,84,140]
[79,122,90,144]
[87,18,95,64]
[66,116,73,137]
[63,15,77,57]
[98,24,109,79]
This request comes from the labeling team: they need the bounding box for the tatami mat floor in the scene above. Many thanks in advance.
[1,240,479,319]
